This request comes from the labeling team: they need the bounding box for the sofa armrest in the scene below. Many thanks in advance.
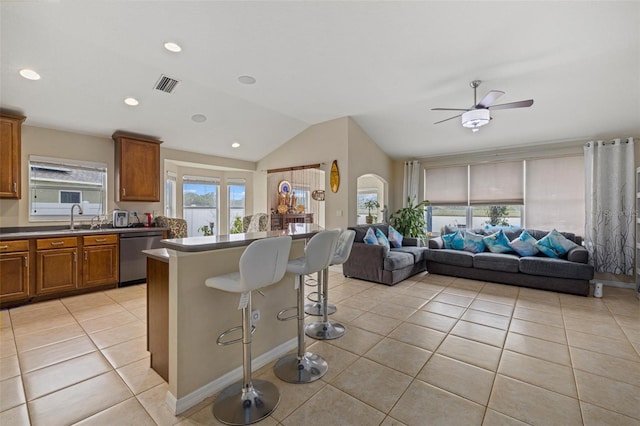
[429,237,444,249]
[567,246,589,264]
[342,242,386,282]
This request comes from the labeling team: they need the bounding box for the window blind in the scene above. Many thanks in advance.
[424,165,468,205]
[470,161,523,205]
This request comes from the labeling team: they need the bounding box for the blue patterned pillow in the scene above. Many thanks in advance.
[463,231,485,253]
[536,229,578,258]
[442,230,464,250]
[508,229,539,256]
[375,228,391,255]
[388,225,404,248]
[483,229,512,253]
[363,227,378,245]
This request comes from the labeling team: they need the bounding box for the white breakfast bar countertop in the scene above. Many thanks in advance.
[158,223,323,252]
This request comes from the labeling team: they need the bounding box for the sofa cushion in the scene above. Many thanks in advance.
[425,249,474,268]
[483,230,513,253]
[536,229,579,258]
[473,252,520,273]
[508,229,539,257]
[388,225,404,248]
[463,231,486,253]
[384,251,414,271]
[519,256,594,280]
[376,228,391,252]
[392,246,426,262]
[443,230,464,250]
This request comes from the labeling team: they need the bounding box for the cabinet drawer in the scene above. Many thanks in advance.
[37,237,78,250]
[0,240,29,253]
[83,234,118,246]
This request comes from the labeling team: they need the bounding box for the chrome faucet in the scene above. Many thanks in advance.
[70,203,83,230]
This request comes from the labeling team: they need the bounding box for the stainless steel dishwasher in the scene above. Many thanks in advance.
[119,230,164,286]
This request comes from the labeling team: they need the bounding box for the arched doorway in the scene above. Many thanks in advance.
[356,174,388,225]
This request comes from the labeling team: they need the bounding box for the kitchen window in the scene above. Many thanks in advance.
[29,155,107,221]
[183,175,219,236]
[228,178,246,233]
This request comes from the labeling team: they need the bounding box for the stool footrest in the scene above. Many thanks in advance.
[276,306,298,322]
[217,325,256,346]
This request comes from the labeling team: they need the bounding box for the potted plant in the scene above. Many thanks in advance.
[363,200,380,224]
[198,223,214,236]
[389,196,430,242]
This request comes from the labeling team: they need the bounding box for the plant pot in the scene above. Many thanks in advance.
[365,215,373,224]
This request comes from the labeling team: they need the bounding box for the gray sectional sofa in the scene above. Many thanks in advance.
[342,224,428,285]
[426,228,594,296]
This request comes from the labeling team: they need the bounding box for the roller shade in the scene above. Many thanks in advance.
[424,165,468,205]
[470,161,523,205]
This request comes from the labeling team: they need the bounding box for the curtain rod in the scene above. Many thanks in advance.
[266,163,322,174]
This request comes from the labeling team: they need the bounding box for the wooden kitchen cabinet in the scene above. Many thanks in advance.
[113,132,162,202]
[0,113,26,199]
[82,234,119,287]
[36,237,78,295]
[0,240,31,302]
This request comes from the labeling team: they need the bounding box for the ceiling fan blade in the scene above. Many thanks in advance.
[476,90,504,108]
[431,107,470,111]
[434,114,462,125]
[488,99,534,110]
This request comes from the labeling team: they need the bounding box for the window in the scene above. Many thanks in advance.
[183,175,219,236]
[165,171,176,217]
[357,189,379,224]
[228,178,246,232]
[29,156,107,220]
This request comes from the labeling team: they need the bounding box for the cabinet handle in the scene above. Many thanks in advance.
[50,241,65,246]
[73,252,77,262]
[122,187,126,196]
[0,245,8,250]
[12,182,17,193]
[84,250,88,261]
[24,256,28,268]
[94,238,107,242]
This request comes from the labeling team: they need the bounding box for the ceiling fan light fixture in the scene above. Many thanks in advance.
[462,109,490,131]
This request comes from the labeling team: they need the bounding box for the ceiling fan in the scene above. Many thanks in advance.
[432,80,534,132]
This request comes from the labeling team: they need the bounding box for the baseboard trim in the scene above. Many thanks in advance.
[165,338,298,415]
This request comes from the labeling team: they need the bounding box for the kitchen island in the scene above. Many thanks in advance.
[145,224,321,415]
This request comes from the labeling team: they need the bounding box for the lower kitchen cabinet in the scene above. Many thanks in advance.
[36,237,78,295]
[82,234,119,287]
[0,240,30,302]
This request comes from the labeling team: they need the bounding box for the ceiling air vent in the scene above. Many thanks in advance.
[154,75,180,93]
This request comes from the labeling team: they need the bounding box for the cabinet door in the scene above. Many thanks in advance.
[82,244,118,287]
[0,114,25,199]
[0,252,30,302]
[115,135,162,202]
[36,248,78,294]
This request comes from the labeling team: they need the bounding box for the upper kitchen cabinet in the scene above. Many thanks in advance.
[113,132,163,202]
[0,113,26,199]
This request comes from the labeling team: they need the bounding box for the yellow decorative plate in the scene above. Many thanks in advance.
[330,160,340,193]
[277,204,288,214]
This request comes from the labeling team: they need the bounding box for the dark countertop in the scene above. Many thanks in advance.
[160,223,323,252]
[0,225,167,240]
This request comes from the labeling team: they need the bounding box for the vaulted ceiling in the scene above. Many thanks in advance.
[2,1,639,162]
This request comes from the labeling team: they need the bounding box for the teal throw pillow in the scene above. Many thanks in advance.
[483,229,512,253]
[442,230,464,250]
[508,230,539,256]
[463,231,485,253]
[375,228,391,255]
[536,229,578,258]
[363,227,378,245]
[388,225,404,248]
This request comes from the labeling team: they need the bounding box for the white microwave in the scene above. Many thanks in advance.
[113,210,129,227]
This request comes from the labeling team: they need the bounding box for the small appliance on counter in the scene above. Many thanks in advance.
[113,210,129,228]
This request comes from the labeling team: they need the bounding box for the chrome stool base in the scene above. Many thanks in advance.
[212,379,280,425]
[305,321,345,340]
[304,302,336,316]
[273,352,328,383]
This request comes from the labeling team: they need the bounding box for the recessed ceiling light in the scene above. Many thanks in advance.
[164,42,182,53]
[238,75,256,85]
[231,142,240,148]
[124,97,139,106]
[192,114,207,123]
[19,69,40,80]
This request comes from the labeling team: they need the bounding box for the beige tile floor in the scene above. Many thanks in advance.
[1,270,639,425]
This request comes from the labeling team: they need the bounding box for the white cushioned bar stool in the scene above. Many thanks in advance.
[205,236,292,425]
[305,229,356,340]
[274,229,340,383]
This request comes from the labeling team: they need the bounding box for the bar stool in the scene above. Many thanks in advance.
[274,229,340,383]
[305,229,356,340]
[205,236,292,425]
[305,272,336,316]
